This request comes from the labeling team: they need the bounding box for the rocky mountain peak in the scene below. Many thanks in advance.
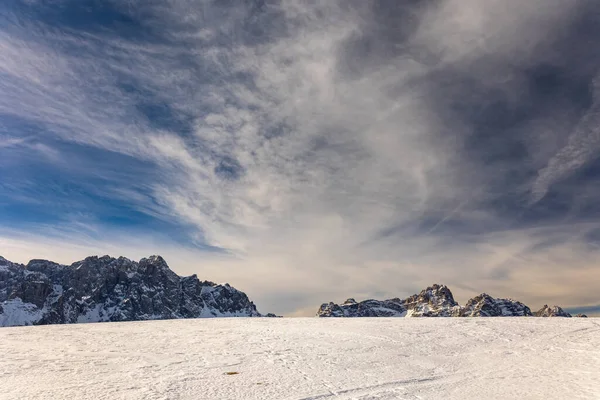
[535,305,572,317]
[316,285,559,318]
[317,302,345,317]
[403,284,459,317]
[141,255,168,266]
[460,293,532,317]
[0,254,262,327]
[419,284,457,304]
[318,284,461,318]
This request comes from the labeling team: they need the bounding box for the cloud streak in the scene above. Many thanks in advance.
[531,75,600,203]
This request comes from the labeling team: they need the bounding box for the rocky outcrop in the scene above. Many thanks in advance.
[317,284,461,318]
[0,255,261,327]
[317,285,571,318]
[460,294,532,317]
[404,284,461,317]
[535,305,572,318]
[317,297,407,317]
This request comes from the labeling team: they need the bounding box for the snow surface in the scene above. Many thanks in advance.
[0,318,599,400]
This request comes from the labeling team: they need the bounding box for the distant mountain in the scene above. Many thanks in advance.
[317,284,462,318]
[403,284,461,317]
[0,255,261,327]
[534,305,571,317]
[460,293,532,317]
[317,284,573,318]
[317,297,408,317]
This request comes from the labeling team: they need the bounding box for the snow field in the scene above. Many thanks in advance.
[0,318,599,400]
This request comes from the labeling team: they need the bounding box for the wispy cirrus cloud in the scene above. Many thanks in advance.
[531,75,600,203]
[2,0,600,315]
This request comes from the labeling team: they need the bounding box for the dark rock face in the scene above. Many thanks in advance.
[0,255,261,327]
[316,285,570,318]
[535,305,572,318]
[460,294,532,317]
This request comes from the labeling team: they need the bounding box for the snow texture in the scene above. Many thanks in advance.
[0,318,598,400]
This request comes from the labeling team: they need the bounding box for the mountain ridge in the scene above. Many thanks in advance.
[0,254,261,327]
[317,284,585,318]
[1,255,590,325]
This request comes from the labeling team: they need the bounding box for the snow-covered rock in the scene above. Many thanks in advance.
[404,284,461,317]
[316,285,571,318]
[317,297,407,317]
[534,305,572,317]
[0,255,261,327]
[460,293,533,317]
[317,284,460,317]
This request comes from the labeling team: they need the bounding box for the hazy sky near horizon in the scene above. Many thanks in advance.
[1,0,600,316]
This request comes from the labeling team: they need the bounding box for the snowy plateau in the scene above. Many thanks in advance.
[1,318,599,400]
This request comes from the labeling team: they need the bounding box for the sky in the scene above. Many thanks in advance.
[1,0,600,316]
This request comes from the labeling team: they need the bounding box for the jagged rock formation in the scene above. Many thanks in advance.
[535,305,572,318]
[317,285,571,318]
[460,294,532,317]
[317,297,407,317]
[404,284,461,317]
[317,284,461,318]
[0,255,261,327]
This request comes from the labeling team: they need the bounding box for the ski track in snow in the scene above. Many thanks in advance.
[0,318,599,400]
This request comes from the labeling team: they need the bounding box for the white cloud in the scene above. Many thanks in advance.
[0,135,25,148]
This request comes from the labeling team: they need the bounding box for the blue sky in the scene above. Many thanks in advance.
[1,0,600,316]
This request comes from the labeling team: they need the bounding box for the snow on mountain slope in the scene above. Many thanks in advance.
[0,255,261,327]
[0,298,43,327]
[0,318,598,400]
